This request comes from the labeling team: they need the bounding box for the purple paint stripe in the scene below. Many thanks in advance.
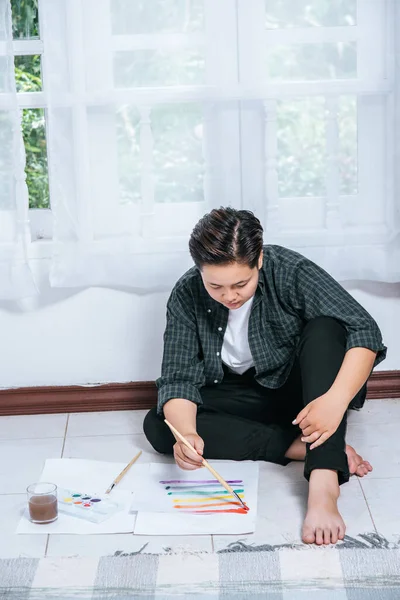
[159,479,243,484]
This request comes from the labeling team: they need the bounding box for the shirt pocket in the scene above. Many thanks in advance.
[267,314,301,347]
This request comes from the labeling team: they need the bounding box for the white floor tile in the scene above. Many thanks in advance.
[67,410,147,437]
[46,533,212,557]
[0,438,64,494]
[0,494,47,558]
[213,475,375,552]
[62,433,174,466]
[346,422,400,479]
[258,459,305,483]
[0,413,67,440]
[347,398,400,426]
[359,478,400,545]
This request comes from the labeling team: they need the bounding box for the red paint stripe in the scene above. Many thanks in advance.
[187,508,248,514]
[174,501,242,509]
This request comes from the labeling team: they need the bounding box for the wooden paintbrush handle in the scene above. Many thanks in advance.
[201,459,236,497]
[114,451,142,484]
[164,419,235,497]
[164,419,201,456]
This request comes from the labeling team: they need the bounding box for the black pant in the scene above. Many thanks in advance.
[144,317,367,485]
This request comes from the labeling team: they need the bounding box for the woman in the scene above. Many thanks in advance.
[144,207,386,545]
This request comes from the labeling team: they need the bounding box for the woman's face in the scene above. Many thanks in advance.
[200,253,263,310]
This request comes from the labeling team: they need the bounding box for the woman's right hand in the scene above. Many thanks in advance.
[173,433,205,470]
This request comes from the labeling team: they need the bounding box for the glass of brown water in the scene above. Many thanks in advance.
[27,482,58,524]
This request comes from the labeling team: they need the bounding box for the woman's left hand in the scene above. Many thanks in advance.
[293,392,348,450]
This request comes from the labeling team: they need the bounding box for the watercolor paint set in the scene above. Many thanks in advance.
[58,489,123,523]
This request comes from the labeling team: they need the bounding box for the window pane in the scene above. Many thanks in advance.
[267,42,357,80]
[114,50,205,88]
[22,109,49,209]
[116,105,141,204]
[14,55,42,92]
[111,0,204,34]
[152,104,204,203]
[0,111,14,209]
[116,104,204,204]
[265,0,357,29]
[11,0,39,39]
[338,96,357,195]
[277,97,326,197]
[276,96,357,198]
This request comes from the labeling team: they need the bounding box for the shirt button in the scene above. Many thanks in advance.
[216,352,220,356]
[207,309,211,313]
[218,327,222,331]
[214,380,218,384]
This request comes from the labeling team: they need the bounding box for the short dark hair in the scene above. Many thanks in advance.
[189,207,264,269]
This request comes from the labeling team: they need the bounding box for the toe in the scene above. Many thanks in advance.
[331,527,339,545]
[356,465,366,477]
[338,524,346,540]
[302,526,316,544]
[316,528,324,545]
[323,528,331,545]
[356,463,370,477]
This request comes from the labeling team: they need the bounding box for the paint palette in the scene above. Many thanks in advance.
[58,489,122,523]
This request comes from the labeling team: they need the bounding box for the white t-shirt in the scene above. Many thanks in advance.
[221,296,255,375]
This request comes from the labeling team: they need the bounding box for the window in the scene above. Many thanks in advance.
[11,0,395,259]
[11,0,52,241]
[236,0,393,246]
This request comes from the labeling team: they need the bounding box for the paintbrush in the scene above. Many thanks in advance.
[164,419,249,511]
[105,451,142,494]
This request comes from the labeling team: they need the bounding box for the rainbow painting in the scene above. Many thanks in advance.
[159,478,248,514]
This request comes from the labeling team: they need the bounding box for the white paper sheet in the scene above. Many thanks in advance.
[17,459,136,535]
[131,461,259,535]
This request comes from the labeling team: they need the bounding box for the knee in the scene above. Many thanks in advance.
[301,316,346,345]
[143,408,174,455]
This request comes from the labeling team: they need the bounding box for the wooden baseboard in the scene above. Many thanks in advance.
[0,370,399,416]
[364,370,400,399]
[0,382,157,416]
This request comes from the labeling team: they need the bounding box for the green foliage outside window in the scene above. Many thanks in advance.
[11,0,357,210]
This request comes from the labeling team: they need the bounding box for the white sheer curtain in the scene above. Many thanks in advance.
[0,0,35,299]
[39,0,399,292]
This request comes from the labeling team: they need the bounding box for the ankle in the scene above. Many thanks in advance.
[285,435,306,461]
[309,469,340,500]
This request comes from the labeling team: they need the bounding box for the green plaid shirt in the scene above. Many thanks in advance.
[156,245,386,414]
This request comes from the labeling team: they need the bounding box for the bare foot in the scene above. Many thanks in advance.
[286,438,373,479]
[302,469,345,545]
[346,444,372,477]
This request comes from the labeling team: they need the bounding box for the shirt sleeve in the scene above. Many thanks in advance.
[156,284,206,415]
[286,258,387,368]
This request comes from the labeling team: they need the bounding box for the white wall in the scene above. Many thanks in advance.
[0,259,399,389]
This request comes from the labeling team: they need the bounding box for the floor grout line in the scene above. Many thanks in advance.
[61,415,70,458]
[211,535,215,552]
[356,477,379,533]
[0,436,66,442]
[63,432,146,439]
[0,432,146,442]
[44,534,50,558]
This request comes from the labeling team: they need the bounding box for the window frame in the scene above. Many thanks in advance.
[13,14,53,245]
[12,0,397,260]
[236,0,395,247]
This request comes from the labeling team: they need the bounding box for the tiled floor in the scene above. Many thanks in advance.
[0,400,399,559]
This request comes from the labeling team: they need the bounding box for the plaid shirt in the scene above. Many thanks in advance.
[156,245,387,414]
